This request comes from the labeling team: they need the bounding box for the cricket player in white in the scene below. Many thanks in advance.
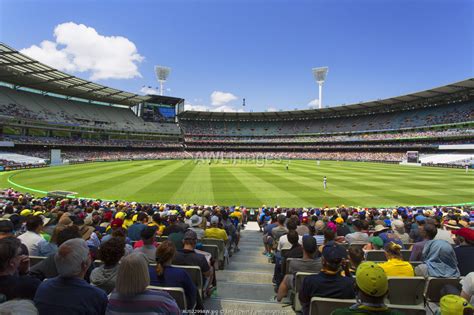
[323,176,327,189]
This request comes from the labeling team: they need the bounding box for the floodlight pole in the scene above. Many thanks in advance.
[155,66,171,96]
[312,67,328,109]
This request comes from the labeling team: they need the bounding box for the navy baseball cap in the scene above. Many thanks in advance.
[322,243,347,263]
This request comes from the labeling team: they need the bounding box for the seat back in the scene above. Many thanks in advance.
[366,250,387,261]
[387,304,426,315]
[387,277,425,305]
[293,272,318,312]
[29,255,47,267]
[309,297,356,315]
[201,244,219,263]
[171,264,203,296]
[401,250,412,261]
[202,238,225,263]
[148,285,187,310]
[425,277,462,303]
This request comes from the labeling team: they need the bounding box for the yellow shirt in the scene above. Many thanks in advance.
[204,227,228,241]
[379,258,414,277]
[230,211,242,222]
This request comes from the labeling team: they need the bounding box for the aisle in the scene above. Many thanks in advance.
[204,222,295,314]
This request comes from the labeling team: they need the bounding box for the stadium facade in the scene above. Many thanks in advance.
[0,42,473,167]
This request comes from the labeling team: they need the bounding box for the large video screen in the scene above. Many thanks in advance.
[141,103,176,123]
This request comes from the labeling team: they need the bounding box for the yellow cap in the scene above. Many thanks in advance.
[440,295,473,315]
[33,210,45,216]
[115,211,126,220]
[356,262,388,297]
[335,217,344,224]
[20,209,32,216]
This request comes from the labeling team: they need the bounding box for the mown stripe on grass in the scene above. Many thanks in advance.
[214,167,264,206]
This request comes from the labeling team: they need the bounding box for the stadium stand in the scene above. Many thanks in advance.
[0,43,473,314]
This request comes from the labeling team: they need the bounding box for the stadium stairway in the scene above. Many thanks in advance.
[204,222,295,314]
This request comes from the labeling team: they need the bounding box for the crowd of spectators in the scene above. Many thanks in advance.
[0,188,472,314]
[184,129,474,144]
[3,135,182,148]
[180,101,474,136]
[258,205,474,314]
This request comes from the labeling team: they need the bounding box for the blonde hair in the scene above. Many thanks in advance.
[384,242,402,259]
[115,253,150,296]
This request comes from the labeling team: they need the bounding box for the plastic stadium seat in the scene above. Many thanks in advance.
[309,297,355,315]
[201,244,219,265]
[424,277,462,303]
[29,255,46,267]
[293,272,318,312]
[366,250,412,261]
[202,238,226,269]
[171,264,203,298]
[148,285,188,310]
[386,277,425,305]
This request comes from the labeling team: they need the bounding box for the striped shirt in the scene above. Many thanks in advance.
[106,289,181,315]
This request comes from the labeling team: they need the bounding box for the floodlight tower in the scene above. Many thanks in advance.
[312,67,328,109]
[155,65,171,96]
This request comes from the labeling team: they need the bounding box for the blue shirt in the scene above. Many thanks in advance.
[34,276,108,315]
[149,265,197,309]
[127,223,147,241]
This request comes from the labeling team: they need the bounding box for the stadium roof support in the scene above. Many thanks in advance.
[0,43,150,106]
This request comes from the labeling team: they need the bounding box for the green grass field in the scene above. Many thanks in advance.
[1,159,473,208]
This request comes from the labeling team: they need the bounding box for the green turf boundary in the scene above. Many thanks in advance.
[3,165,474,208]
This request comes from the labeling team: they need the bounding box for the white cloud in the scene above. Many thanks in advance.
[210,91,238,106]
[308,98,320,108]
[184,102,244,112]
[20,22,144,80]
[266,107,278,112]
[139,86,159,95]
[184,103,210,111]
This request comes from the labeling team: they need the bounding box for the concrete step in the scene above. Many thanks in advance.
[236,248,266,256]
[212,282,276,301]
[231,254,270,264]
[227,261,275,273]
[203,298,295,314]
[216,270,274,284]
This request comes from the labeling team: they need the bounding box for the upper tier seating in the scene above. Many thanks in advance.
[0,87,180,135]
[180,101,474,136]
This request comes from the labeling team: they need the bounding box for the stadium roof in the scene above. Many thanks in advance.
[0,43,150,106]
[180,78,474,120]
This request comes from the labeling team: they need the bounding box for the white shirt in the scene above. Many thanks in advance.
[18,230,48,256]
[278,234,303,251]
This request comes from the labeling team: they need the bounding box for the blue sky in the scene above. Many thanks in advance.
[0,0,472,112]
